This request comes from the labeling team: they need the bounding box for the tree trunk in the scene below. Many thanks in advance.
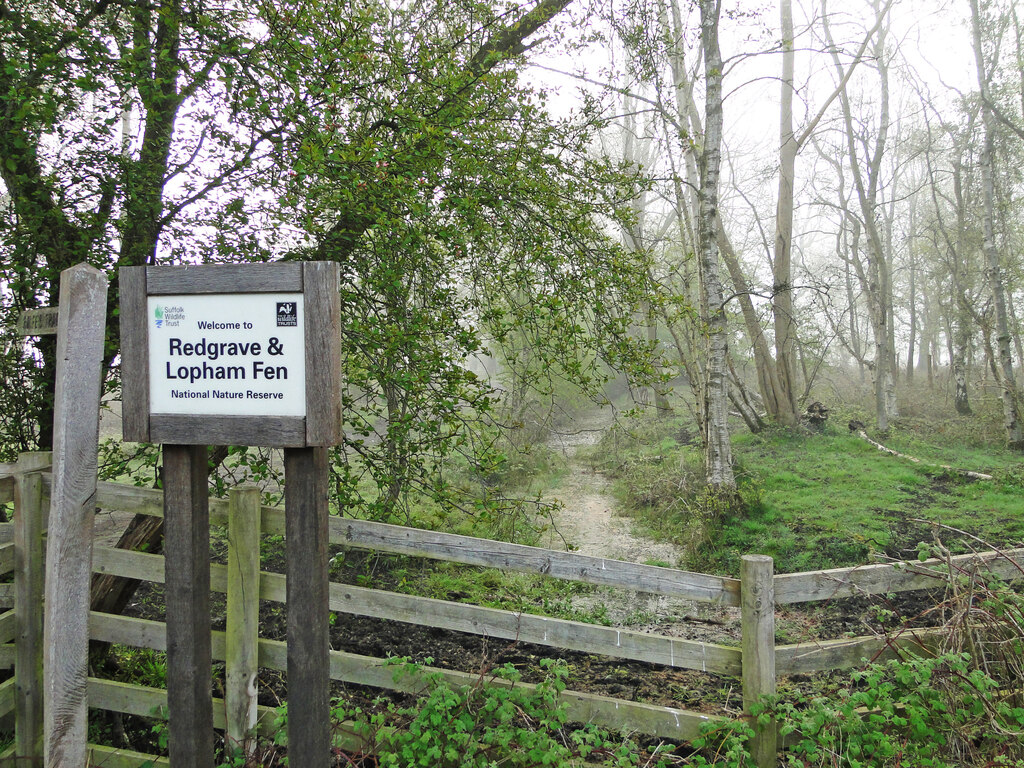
[825,0,897,429]
[969,0,1024,447]
[771,0,801,427]
[905,203,917,384]
[662,0,790,431]
[952,316,973,415]
[1007,292,1024,379]
[697,0,734,490]
[844,236,865,381]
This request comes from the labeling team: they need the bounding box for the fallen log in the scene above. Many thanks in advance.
[853,429,994,481]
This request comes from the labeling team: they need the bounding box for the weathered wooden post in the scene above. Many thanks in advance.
[41,263,109,767]
[120,262,341,767]
[284,445,330,763]
[164,444,216,763]
[741,554,777,768]
[13,451,51,764]
[226,485,261,753]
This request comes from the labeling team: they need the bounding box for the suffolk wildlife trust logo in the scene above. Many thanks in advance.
[276,302,297,327]
[154,304,184,328]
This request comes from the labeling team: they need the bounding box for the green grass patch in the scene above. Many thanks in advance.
[589,413,1024,577]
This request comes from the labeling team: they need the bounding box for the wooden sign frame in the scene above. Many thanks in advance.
[120,262,341,447]
[17,306,60,336]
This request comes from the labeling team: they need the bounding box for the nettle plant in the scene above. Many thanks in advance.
[331,658,660,768]
[753,535,1024,768]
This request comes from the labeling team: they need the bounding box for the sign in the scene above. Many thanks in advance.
[148,293,306,417]
[17,306,60,336]
[119,262,341,447]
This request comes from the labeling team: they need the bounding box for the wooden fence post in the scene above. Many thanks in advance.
[741,554,777,768]
[14,451,51,764]
[285,446,330,768]
[226,486,261,754]
[163,444,214,768]
[43,262,108,767]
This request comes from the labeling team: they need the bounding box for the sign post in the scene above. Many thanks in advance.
[120,262,341,767]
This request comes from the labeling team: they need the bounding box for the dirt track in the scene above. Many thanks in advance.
[542,416,741,644]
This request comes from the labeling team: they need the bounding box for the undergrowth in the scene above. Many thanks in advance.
[586,407,1024,576]
[330,657,664,767]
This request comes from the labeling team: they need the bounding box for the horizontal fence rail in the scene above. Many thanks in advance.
[82,611,725,744]
[774,548,1024,603]
[91,545,743,676]
[79,475,1024,604]
[81,478,743,606]
[2,461,1023,768]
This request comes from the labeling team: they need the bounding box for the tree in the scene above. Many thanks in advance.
[695,0,734,490]
[2,0,659,522]
[822,0,900,431]
[1,0,295,447]
[969,0,1024,447]
[918,104,987,416]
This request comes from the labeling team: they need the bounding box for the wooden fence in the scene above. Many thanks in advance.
[1,454,1022,767]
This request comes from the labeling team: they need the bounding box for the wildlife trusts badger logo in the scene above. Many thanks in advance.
[276,302,297,327]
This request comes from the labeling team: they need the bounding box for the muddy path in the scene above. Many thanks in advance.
[541,414,741,645]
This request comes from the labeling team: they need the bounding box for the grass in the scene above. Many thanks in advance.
[586,391,1024,577]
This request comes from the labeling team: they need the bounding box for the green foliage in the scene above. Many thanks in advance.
[335,658,666,767]
[592,410,1024,575]
[1,0,660,535]
[760,653,1024,767]
[584,414,760,570]
[106,646,167,689]
[0,311,42,461]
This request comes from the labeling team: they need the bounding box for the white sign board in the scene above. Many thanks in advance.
[147,293,306,417]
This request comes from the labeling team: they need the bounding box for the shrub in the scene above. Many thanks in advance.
[335,657,666,767]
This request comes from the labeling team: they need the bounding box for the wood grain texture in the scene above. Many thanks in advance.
[0,610,15,645]
[333,517,742,605]
[83,743,171,768]
[87,676,364,755]
[775,627,942,675]
[14,454,49,763]
[0,677,14,719]
[326,581,741,675]
[146,263,303,294]
[302,262,342,446]
[259,639,725,743]
[119,267,151,442]
[87,677,285,744]
[90,545,741,675]
[741,555,776,768]
[86,482,742,602]
[225,487,261,751]
[16,306,60,336]
[44,263,108,768]
[284,447,330,768]
[0,464,14,508]
[90,611,726,744]
[773,547,1024,604]
[162,445,214,768]
[150,414,307,447]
